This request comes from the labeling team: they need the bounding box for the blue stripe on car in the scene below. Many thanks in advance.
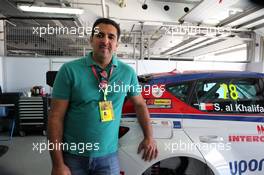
[148,72,264,84]
[123,113,264,123]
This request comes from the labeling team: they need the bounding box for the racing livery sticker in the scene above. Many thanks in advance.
[229,125,264,142]
[199,103,214,110]
[229,158,264,175]
[152,87,164,97]
[229,135,264,142]
[257,125,264,134]
[198,102,264,113]
[146,99,172,108]
[214,103,264,113]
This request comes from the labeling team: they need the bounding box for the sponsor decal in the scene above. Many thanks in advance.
[214,103,264,113]
[229,158,264,175]
[161,121,169,126]
[146,99,171,108]
[173,121,182,129]
[153,99,171,105]
[229,135,264,142]
[229,125,264,143]
[199,103,214,111]
[198,102,264,113]
[257,125,264,135]
[152,87,164,98]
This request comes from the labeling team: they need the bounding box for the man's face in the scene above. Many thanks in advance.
[90,23,119,59]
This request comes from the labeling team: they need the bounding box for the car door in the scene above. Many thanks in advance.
[183,77,264,175]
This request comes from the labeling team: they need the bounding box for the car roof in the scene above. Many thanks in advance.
[138,70,264,84]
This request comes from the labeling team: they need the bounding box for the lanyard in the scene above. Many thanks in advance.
[91,65,114,101]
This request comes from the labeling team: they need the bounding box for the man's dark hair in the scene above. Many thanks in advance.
[91,18,121,40]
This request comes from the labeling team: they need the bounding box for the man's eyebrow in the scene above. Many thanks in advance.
[108,33,116,37]
[97,31,116,36]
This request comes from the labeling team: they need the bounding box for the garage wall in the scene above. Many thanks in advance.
[50,58,137,71]
[3,57,50,93]
[0,56,3,90]
[2,57,138,94]
[137,60,247,75]
[137,60,176,75]
[246,62,263,72]
[2,57,248,94]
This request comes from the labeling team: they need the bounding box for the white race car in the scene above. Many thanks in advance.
[119,71,264,175]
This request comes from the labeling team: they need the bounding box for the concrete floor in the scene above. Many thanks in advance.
[0,135,52,175]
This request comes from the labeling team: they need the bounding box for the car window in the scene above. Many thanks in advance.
[191,78,264,113]
[166,82,192,103]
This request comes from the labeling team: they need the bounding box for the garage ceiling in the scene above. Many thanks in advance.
[0,0,263,59]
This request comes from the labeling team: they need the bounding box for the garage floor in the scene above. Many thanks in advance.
[0,135,51,175]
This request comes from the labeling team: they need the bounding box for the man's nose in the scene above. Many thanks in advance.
[101,36,109,43]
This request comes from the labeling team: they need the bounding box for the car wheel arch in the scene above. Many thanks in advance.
[142,156,216,175]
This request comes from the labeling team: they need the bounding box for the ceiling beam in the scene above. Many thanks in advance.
[161,37,197,54]
[179,38,246,57]
[235,14,264,28]
[252,23,264,30]
[217,6,263,27]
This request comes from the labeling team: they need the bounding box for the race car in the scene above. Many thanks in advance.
[119,70,264,175]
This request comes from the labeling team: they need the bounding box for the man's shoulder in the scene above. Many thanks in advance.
[63,57,86,68]
[115,58,135,73]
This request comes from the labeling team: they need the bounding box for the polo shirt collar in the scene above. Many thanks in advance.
[86,52,118,68]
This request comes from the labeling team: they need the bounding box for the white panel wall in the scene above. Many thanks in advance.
[51,58,78,71]
[0,56,3,90]
[50,58,137,71]
[138,60,176,75]
[4,57,50,93]
[137,60,246,75]
[175,61,247,72]
[246,62,263,72]
[0,56,248,95]
[120,59,137,71]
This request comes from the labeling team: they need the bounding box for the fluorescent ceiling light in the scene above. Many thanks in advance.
[202,18,220,25]
[18,4,83,15]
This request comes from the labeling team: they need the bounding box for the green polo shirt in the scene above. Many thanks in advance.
[52,52,139,157]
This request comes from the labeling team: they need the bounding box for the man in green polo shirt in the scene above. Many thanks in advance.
[48,18,158,175]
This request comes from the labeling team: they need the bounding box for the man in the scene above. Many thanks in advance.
[48,18,158,175]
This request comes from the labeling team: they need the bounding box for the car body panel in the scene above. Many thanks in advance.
[119,71,264,175]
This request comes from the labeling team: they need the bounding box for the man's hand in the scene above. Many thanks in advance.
[137,137,158,161]
[51,164,71,175]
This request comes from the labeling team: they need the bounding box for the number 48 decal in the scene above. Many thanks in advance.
[220,83,239,100]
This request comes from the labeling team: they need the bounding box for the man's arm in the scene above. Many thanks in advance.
[48,99,71,175]
[129,95,158,161]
